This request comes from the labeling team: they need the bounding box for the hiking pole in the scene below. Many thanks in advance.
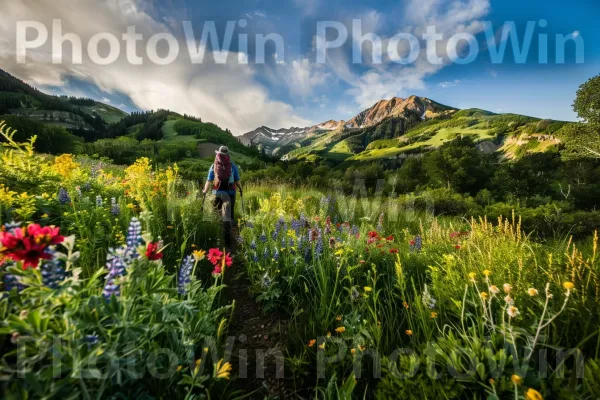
[240,189,246,221]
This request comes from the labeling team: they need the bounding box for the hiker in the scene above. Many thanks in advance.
[202,146,243,228]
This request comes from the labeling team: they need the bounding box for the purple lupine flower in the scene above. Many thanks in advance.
[126,218,143,249]
[351,225,359,236]
[83,334,99,349]
[91,163,103,179]
[263,248,269,259]
[110,198,120,216]
[178,255,194,295]
[250,240,257,250]
[4,221,21,232]
[96,195,103,207]
[259,232,267,243]
[281,237,286,248]
[273,248,280,261]
[252,252,259,262]
[41,251,67,289]
[315,229,323,256]
[304,246,311,263]
[102,256,127,299]
[58,188,71,204]
[410,235,423,253]
[4,273,24,293]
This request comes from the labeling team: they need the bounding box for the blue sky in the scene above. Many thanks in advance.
[0,0,597,133]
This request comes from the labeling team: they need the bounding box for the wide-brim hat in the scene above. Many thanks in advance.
[215,146,230,155]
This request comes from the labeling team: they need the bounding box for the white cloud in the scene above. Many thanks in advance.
[0,0,308,134]
[288,59,331,97]
[323,0,491,109]
[439,79,462,88]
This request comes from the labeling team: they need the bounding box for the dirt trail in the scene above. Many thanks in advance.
[226,271,292,399]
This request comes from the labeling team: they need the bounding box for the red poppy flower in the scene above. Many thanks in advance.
[386,235,394,242]
[224,252,233,267]
[0,224,64,269]
[368,231,379,239]
[145,242,163,260]
[409,240,416,246]
[389,248,399,254]
[207,248,223,265]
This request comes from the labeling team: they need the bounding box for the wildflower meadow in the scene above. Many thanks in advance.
[1,120,600,399]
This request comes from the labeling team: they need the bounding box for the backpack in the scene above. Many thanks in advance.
[213,154,233,191]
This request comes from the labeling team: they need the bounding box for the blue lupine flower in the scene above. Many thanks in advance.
[83,334,99,349]
[289,237,294,248]
[250,240,257,250]
[259,232,267,242]
[96,195,103,207]
[4,273,24,293]
[291,219,301,233]
[297,235,304,251]
[252,252,259,262]
[410,235,423,253]
[263,248,269,259]
[178,255,195,295]
[102,256,127,299]
[315,229,323,256]
[41,252,67,289]
[246,221,254,229]
[273,248,280,261]
[281,237,286,248]
[3,221,21,232]
[58,188,71,204]
[304,246,311,263]
[351,225,359,236]
[272,217,285,240]
[91,163,103,179]
[126,218,143,249]
[110,198,120,216]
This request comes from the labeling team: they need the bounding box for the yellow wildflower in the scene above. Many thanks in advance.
[350,348,356,355]
[468,272,476,281]
[563,282,574,290]
[335,315,342,321]
[335,326,346,333]
[525,388,543,400]
[176,365,183,372]
[195,359,201,366]
[430,312,438,319]
[318,342,325,349]
[193,249,206,262]
[527,288,539,296]
[480,292,489,299]
[403,301,409,309]
[41,213,49,219]
[483,269,492,277]
[308,339,316,348]
[405,330,413,336]
[511,374,522,385]
[326,332,331,338]
[364,286,373,292]
[215,359,232,380]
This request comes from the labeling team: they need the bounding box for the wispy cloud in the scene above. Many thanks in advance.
[439,80,462,88]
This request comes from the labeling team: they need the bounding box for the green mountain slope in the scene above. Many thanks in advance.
[281,106,572,163]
